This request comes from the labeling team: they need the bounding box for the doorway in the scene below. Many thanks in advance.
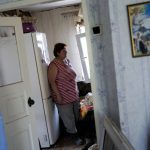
[0,0,101,149]
[30,4,97,149]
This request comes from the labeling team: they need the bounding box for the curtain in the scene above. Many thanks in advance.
[32,6,84,81]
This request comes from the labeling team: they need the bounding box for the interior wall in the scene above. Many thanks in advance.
[83,0,150,149]
[32,6,84,81]
[82,0,119,148]
[109,0,150,149]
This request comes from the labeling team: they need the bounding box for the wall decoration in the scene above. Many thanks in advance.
[127,2,150,57]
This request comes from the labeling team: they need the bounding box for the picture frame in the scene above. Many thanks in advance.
[127,2,150,57]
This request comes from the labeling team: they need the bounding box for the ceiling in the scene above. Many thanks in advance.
[22,0,81,12]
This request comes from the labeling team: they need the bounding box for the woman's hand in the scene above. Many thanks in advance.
[56,94,62,103]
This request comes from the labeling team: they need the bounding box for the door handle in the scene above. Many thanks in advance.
[28,97,35,107]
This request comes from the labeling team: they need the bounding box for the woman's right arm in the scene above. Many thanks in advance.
[48,63,62,103]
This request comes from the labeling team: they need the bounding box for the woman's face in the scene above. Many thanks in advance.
[57,46,67,60]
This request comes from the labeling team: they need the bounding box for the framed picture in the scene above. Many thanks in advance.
[127,2,150,57]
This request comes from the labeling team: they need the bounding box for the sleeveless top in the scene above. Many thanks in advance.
[49,59,79,105]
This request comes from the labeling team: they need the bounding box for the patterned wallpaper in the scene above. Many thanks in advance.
[83,0,120,148]
[110,0,150,149]
[83,0,150,149]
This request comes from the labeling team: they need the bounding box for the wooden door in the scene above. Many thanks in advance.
[0,17,39,150]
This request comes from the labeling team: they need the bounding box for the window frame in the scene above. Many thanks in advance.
[76,33,90,82]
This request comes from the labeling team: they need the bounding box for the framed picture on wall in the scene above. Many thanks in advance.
[127,2,150,57]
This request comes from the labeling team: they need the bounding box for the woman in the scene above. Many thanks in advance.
[47,43,83,145]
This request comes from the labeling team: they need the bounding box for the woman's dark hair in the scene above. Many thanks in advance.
[53,43,66,57]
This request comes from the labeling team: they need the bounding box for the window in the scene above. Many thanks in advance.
[36,33,50,65]
[76,32,90,82]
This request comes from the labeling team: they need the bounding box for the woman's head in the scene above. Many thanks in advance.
[53,43,67,60]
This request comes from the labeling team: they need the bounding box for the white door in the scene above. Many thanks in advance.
[0,17,40,150]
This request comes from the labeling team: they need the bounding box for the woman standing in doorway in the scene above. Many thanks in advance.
[47,43,83,145]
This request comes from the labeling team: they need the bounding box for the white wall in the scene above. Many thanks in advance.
[110,0,150,149]
[83,0,150,149]
[82,0,119,148]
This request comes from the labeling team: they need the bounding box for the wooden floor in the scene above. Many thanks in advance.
[44,134,84,150]
[44,111,97,150]
[43,133,96,150]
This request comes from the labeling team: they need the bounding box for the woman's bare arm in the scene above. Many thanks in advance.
[48,63,62,102]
